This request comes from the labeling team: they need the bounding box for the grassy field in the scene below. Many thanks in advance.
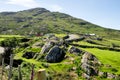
[108,39,120,46]
[0,35,24,42]
[0,35,24,38]
[81,48,120,74]
[1,34,120,80]
[73,41,103,47]
[55,34,67,38]
[0,38,5,41]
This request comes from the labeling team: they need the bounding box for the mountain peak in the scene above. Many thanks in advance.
[21,7,50,13]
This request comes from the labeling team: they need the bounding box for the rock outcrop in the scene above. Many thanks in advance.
[81,52,120,80]
[40,41,54,54]
[68,46,82,55]
[107,73,116,79]
[98,71,107,78]
[98,71,120,79]
[81,52,100,79]
[0,47,5,65]
[46,46,65,63]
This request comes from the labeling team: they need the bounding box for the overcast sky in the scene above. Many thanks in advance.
[0,0,120,30]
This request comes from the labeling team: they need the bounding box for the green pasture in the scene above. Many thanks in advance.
[81,48,120,74]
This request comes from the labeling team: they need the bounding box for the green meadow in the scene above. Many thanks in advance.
[81,48,120,74]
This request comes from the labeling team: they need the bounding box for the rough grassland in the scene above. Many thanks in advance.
[81,48,120,74]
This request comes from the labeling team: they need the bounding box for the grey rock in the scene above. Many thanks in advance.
[82,63,97,76]
[5,65,10,69]
[107,73,116,79]
[0,47,5,54]
[98,72,107,78]
[81,58,88,64]
[0,47,5,65]
[81,52,100,78]
[46,46,65,63]
[82,52,98,61]
[82,73,90,80]
[40,41,54,54]
[98,71,104,77]
[81,63,90,71]
[69,46,82,55]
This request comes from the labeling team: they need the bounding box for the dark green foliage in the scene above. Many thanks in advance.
[0,37,20,47]
[111,68,118,72]
[22,52,35,59]
[20,38,30,42]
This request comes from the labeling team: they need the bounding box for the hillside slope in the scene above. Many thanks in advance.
[0,34,120,80]
[0,8,120,39]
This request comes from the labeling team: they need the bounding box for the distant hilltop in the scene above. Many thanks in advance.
[0,7,120,39]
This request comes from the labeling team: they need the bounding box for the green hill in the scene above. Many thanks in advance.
[1,8,120,80]
[0,8,120,39]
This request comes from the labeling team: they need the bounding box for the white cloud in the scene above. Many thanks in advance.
[6,0,39,8]
[48,5,63,12]
[6,0,63,11]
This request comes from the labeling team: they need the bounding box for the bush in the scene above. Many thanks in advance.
[111,68,118,72]
[0,37,20,47]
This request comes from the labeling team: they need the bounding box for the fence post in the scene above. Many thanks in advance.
[1,58,4,80]
[30,64,34,80]
[8,54,14,80]
[36,69,46,80]
[18,65,22,80]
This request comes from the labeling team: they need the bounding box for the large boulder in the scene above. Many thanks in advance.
[46,46,65,63]
[40,41,54,54]
[81,52,100,78]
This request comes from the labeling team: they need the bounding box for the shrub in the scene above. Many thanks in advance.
[0,37,20,47]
